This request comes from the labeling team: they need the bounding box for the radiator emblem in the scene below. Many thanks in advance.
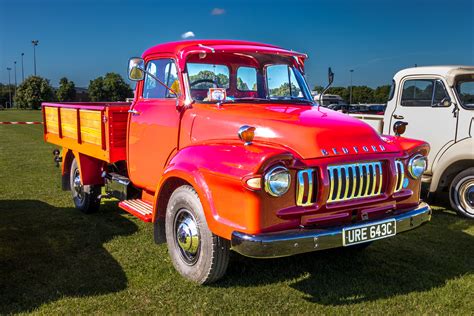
[321,144,386,156]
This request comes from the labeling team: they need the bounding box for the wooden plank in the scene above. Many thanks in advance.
[60,108,78,139]
[44,107,59,135]
[79,110,102,146]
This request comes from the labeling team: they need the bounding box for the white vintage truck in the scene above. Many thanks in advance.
[353,66,474,218]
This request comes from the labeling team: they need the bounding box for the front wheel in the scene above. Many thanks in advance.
[69,158,101,214]
[450,168,474,219]
[165,185,230,284]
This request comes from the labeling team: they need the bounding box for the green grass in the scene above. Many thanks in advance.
[0,109,473,314]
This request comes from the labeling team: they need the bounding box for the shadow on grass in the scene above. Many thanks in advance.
[0,199,138,314]
[219,209,474,305]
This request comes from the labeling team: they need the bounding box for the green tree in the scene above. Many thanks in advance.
[14,76,55,109]
[88,73,133,102]
[0,83,16,108]
[56,77,76,102]
[313,85,324,93]
[373,85,391,103]
[351,86,374,104]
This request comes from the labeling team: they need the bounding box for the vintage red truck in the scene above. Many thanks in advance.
[43,40,432,284]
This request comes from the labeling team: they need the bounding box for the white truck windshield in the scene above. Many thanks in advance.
[457,80,474,109]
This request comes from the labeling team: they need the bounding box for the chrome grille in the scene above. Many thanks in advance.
[394,160,405,192]
[327,162,383,203]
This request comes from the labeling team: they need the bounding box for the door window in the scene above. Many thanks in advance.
[143,59,179,99]
[266,65,302,99]
[433,80,449,106]
[401,80,433,107]
[401,79,450,107]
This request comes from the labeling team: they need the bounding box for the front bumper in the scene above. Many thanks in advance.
[231,202,431,258]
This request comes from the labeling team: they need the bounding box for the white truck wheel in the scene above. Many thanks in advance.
[449,167,474,219]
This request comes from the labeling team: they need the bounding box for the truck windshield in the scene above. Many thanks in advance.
[456,80,474,109]
[186,58,313,104]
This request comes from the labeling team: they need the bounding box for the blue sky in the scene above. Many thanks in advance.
[0,0,473,89]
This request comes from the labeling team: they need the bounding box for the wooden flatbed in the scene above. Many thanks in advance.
[42,102,130,162]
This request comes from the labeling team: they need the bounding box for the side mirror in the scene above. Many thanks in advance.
[128,57,145,81]
[433,97,451,107]
[328,67,334,85]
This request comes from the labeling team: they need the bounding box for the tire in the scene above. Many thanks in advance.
[165,185,230,284]
[449,167,474,219]
[69,158,101,214]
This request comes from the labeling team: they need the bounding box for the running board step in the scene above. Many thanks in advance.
[119,199,153,222]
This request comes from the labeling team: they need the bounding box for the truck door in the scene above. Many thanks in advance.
[127,57,181,192]
[389,77,457,173]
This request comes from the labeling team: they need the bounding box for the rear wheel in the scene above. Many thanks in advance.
[69,158,101,213]
[450,168,474,219]
[165,185,230,284]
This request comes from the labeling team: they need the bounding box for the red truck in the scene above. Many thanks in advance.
[43,40,431,284]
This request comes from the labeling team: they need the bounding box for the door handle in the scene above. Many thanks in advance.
[128,109,141,116]
[392,114,404,119]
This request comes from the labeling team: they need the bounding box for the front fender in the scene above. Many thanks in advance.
[382,135,430,157]
[153,141,294,239]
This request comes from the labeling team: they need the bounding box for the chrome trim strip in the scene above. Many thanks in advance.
[395,160,405,192]
[296,169,315,206]
[231,202,431,258]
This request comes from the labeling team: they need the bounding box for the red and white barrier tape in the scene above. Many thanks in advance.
[0,121,43,125]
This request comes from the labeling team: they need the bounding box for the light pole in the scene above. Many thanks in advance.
[349,69,354,105]
[7,67,12,108]
[14,61,17,92]
[21,53,25,82]
[32,40,39,76]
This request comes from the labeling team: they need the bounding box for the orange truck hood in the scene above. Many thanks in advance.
[189,102,399,159]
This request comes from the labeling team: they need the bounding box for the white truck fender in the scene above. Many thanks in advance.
[429,137,474,192]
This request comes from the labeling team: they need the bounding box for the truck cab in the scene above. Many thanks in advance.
[382,66,473,218]
[43,40,432,284]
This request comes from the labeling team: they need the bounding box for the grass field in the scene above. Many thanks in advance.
[0,110,473,314]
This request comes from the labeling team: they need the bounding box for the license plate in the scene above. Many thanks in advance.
[343,219,396,246]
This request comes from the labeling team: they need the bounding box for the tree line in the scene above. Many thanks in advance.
[0,73,133,110]
[313,85,392,104]
[1,73,393,109]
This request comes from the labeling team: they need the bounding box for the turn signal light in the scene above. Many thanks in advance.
[246,177,262,190]
[393,121,408,136]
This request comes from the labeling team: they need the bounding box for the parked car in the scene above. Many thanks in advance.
[368,104,386,114]
[313,93,345,106]
[42,40,432,284]
[352,65,474,218]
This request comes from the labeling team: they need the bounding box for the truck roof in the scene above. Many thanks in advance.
[394,65,474,87]
[142,39,307,60]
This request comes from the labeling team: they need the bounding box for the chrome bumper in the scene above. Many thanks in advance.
[231,202,431,258]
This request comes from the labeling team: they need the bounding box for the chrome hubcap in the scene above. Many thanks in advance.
[458,178,474,214]
[73,169,85,201]
[174,209,200,265]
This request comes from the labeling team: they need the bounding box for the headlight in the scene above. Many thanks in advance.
[408,154,427,179]
[264,166,291,197]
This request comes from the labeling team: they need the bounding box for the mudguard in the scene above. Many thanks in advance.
[152,140,294,239]
[429,137,474,192]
